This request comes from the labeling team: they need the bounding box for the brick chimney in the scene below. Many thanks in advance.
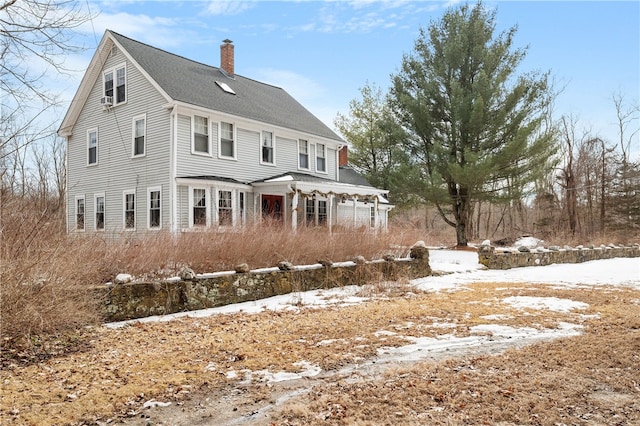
[220,39,234,77]
[339,145,348,166]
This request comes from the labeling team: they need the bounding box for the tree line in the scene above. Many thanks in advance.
[335,2,639,245]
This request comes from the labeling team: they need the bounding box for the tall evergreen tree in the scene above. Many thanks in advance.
[390,2,557,246]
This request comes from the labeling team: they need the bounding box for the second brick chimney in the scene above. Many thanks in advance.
[339,145,348,166]
[220,39,234,77]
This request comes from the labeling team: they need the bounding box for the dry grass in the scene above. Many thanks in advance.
[0,193,427,351]
[1,281,638,425]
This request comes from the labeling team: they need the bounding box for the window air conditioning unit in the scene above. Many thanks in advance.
[101,96,113,107]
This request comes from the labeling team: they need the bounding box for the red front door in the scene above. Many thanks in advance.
[261,195,283,222]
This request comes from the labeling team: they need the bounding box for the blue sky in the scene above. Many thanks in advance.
[59,0,639,154]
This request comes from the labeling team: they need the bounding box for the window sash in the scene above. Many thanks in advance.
[193,116,209,154]
[134,118,145,156]
[261,131,273,163]
[88,130,97,165]
[220,122,234,157]
[305,198,315,224]
[96,196,105,230]
[316,143,326,172]
[218,190,232,226]
[193,188,207,226]
[124,193,135,229]
[318,200,327,225]
[104,71,114,97]
[299,140,309,169]
[116,67,126,103]
[149,190,161,228]
[76,198,85,230]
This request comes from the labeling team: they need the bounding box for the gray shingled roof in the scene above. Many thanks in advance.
[338,166,373,187]
[110,31,343,142]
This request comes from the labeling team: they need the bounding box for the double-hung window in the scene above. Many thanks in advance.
[88,129,98,165]
[133,115,146,157]
[261,131,274,164]
[148,188,161,229]
[193,115,210,154]
[95,194,105,230]
[318,200,327,225]
[103,64,126,105]
[75,196,85,230]
[305,198,315,225]
[298,139,309,170]
[193,188,207,226]
[316,143,326,172]
[220,122,235,158]
[218,190,233,226]
[124,191,135,229]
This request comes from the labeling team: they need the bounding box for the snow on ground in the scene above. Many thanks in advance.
[105,251,639,384]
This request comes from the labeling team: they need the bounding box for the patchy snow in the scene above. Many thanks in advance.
[503,296,589,312]
[104,250,639,385]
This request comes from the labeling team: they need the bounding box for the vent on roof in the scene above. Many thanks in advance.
[216,80,236,95]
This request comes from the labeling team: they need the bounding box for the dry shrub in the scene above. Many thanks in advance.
[98,223,422,278]
[0,196,104,353]
[0,194,428,351]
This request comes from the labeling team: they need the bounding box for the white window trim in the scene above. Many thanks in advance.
[87,128,98,166]
[103,63,127,106]
[191,115,212,157]
[298,139,310,170]
[218,121,237,160]
[260,130,276,166]
[147,186,162,230]
[189,186,210,228]
[215,188,235,227]
[75,195,85,232]
[94,192,105,231]
[316,143,328,174]
[132,114,146,158]
[123,189,136,231]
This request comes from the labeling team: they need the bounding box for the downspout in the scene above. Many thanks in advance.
[290,184,298,233]
[170,104,178,233]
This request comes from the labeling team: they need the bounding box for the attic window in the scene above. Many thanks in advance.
[216,81,236,95]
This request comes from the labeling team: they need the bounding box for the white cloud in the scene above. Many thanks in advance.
[204,0,255,16]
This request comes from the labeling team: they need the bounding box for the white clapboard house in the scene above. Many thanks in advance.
[58,31,392,235]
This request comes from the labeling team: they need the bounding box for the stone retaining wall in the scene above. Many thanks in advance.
[98,244,431,322]
[478,244,640,270]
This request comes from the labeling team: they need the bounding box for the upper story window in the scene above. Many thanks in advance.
[133,114,146,157]
[261,131,274,165]
[316,143,326,172]
[88,128,98,165]
[298,139,309,170]
[103,64,126,105]
[193,115,210,155]
[220,122,235,159]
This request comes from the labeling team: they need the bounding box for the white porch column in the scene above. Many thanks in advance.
[291,191,299,233]
[352,196,358,228]
[328,194,334,235]
[374,196,379,231]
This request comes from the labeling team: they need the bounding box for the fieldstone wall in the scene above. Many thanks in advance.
[98,243,431,322]
[478,244,640,270]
